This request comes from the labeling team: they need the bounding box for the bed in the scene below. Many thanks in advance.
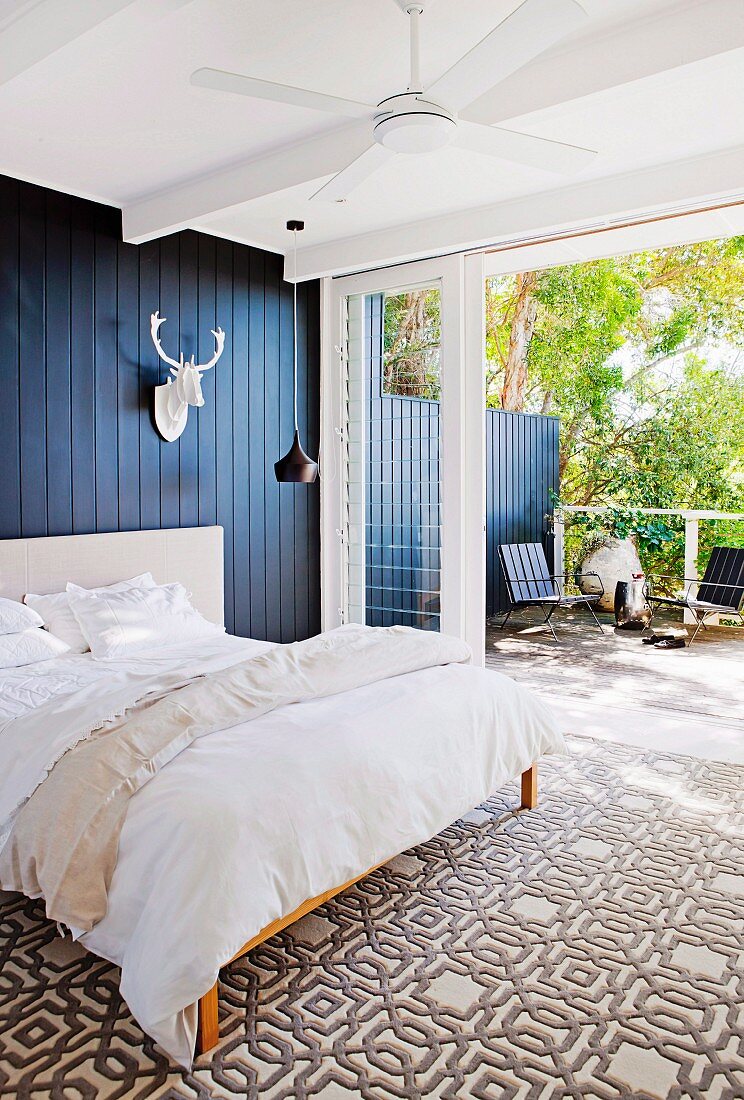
[0,526,564,1066]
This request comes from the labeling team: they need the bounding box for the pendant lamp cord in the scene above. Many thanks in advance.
[293,227,299,434]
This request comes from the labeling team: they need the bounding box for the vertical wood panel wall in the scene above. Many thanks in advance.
[0,175,320,641]
[486,409,559,616]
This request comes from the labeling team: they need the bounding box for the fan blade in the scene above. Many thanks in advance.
[425,0,586,113]
[311,143,395,201]
[454,120,596,174]
[191,68,374,119]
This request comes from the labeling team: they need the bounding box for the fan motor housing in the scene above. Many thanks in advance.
[373,93,455,154]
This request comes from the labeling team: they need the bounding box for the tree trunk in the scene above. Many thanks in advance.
[500,271,537,411]
[386,291,429,396]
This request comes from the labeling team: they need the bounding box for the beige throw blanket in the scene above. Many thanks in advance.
[0,626,469,932]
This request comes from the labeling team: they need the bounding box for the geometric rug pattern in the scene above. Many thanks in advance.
[1,735,742,1099]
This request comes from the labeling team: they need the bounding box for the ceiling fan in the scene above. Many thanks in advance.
[191,0,596,202]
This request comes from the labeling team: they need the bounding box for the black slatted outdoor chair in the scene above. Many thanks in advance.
[496,542,605,641]
[645,546,744,644]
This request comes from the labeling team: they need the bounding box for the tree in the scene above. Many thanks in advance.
[485,237,744,513]
[494,271,538,410]
[383,288,441,399]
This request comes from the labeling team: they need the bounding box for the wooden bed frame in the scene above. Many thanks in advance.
[196,762,538,1054]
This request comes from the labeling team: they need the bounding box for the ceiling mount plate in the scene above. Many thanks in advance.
[394,0,425,12]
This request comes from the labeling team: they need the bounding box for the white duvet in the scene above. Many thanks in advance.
[0,632,564,1066]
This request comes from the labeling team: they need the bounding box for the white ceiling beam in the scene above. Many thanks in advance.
[462,0,744,125]
[121,122,372,245]
[290,144,744,279]
[481,204,744,279]
[0,0,191,87]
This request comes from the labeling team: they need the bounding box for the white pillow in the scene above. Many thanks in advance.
[25,573,157,653]
[66,581,224,660]
[0,627,70,670]
[0,596,44,636]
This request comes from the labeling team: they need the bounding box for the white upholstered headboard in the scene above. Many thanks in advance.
[0,527,225,626]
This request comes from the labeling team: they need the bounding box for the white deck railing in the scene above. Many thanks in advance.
[553,506,744,623]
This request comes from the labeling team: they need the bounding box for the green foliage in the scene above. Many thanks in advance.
[487,236,744,576]
[566,507,681,574]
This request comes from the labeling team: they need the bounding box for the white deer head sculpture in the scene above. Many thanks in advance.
[151,311,225,442]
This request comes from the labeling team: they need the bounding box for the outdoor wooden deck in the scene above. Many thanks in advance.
[485,608,744,764]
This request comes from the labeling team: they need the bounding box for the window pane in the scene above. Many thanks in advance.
[383,287,441,401]
[344,288,442,633]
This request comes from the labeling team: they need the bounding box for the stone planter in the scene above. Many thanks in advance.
[579,537,643,612]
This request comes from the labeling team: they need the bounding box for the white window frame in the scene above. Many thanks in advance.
[320,253,485,663]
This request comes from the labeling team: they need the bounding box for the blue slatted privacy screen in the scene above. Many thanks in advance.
[0,174,320,642]
[363,293,441,630]
[486,409,559,616]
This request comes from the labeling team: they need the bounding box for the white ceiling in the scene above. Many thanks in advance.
[1,0,743,277]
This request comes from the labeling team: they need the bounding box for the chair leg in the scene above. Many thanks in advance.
[586,601,604,633]
[496,608,513,630]
[688,610,709,645]
[542,603,558,642]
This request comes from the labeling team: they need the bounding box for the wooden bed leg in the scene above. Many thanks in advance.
[196,983,219,1056]
[520,763,538,810]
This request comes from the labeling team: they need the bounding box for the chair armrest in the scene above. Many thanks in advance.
[687,579,744,611]
[553,571,605,599]
[646,573,701,585]
[645,573,692,600]
[686,580,744,591]
[580,571,605,599]
[646,574,743,604]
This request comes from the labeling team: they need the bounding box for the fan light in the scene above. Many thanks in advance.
[373,94,455,154]
[374,110,455,153]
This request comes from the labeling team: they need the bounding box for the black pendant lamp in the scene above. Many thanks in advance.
[275,220,319,484]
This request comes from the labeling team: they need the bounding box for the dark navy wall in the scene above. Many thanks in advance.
[486,409,559,616]
[0,174,320,642]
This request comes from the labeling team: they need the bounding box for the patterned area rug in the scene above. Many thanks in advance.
[1,737,742,1100]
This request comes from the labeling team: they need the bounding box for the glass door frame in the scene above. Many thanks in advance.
[320,253,486,664]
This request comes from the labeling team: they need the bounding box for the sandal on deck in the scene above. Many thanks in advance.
[654,637,686,649]
[642,633,672,645]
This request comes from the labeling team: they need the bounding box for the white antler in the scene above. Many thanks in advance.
[150,312,182,372]
[197,327,226,372]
